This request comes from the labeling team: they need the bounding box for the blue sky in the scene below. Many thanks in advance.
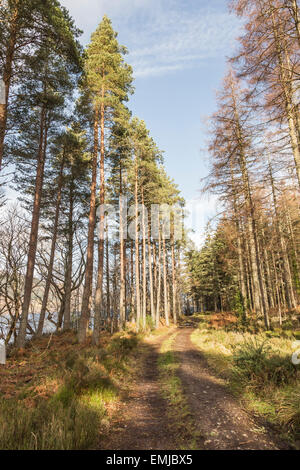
[60,0,242,245]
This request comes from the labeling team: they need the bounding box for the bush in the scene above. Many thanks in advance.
[231,337,297,392]
[278,389,300,438]
[108,332,139,357]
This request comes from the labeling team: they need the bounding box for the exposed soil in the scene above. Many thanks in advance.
[100,329,178,450]
[100,321,290,450]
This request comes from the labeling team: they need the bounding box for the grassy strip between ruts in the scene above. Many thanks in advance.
[0,330,144,450]
[158,332,201,450]
[191,322,300,448]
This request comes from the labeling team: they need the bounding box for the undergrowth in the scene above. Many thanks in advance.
[191,320,300,446]
[0,330,141,450]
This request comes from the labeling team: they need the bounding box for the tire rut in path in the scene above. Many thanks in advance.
[175,328,288,450]
[100,330,178,450]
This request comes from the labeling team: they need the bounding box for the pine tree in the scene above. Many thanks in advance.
[15,5,82,348]
[78,16,133,344]
[0,0,81,171]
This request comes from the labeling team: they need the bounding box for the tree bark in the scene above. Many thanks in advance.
[78,110,98,343]
[119,168,125,329]
[63,182,74,330]
[16,106,47,348]
[37,150,65,336]
[134,157,141,330]
[156,218,162,329]
[162,229,170,327]
[141,189,147,329]
[147,215,155,323]
[93,96,105,345]
[0,3,19,171]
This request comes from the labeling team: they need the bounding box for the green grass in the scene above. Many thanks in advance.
[0,398,101,450]
[0,331,143,450]
[191,323,300,446]
[158,333,201,450]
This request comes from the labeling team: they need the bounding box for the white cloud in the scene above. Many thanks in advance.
[61,0,156,30]
[61,0,241,78]
[127,7,241,78]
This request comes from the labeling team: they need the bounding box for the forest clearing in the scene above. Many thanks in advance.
[1,0,300,454]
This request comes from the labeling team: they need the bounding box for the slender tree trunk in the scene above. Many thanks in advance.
[78,110,98,343]
[171,223,177,325]
[272,251,282,326]
[285,203,300,299]
[270,8,300,188]
[112,243,118,331]
[63,184,74,331]
[119,170,125,329]
[231,81,269,328]
[156,219,162,329]
[130,240,134,319]
[269,158,296,309]
[230,162,248,316]
[134,159,141,330]
[0,3,19,171]
[261,226,275,309]
[176,246,182,316]
[93,97,105,345]
[153,242,157,308]
[289,0,300,46]
[37,151,65,336]
[147,216,155,322]
[141,190,147,328]
[124,241,127,322]
[162,229,170,327]
[105,225,112,333]
[16,107,48,348]
[245,240,254,312]
[56,299,65,331]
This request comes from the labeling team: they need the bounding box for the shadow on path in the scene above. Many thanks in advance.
[175,327,290,450]
[99,330,178,450]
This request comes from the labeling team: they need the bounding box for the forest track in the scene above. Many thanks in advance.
[99,328,178,450]
[99,323,289,450]
[175,327,289,450]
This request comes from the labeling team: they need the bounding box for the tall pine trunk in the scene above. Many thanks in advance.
[119,169,125,329]
[16,106,48,348]
[0,3,19,171]
[93,96,105,345]
[141,189,147,329]
[134,158,141,330]
[162,229,170,327]
[63,183,74,330]
[147,216,155,323]
[78,110,98,343]
[156,217,162,329]
[171,230,177,325]
[37,150,65,336]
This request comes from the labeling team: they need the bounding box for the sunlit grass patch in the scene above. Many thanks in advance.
[191,323,300,446]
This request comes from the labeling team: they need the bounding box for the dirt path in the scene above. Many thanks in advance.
[100,330,178,450]
[175,327,288,450]
[99,326,288,450]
